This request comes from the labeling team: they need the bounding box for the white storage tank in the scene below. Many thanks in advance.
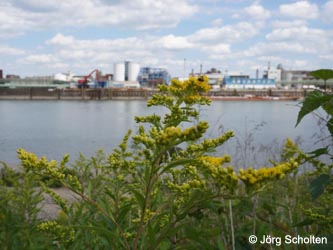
[114,62,125,81]
[128,62,140,81]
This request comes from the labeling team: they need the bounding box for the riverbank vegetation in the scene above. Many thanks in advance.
[1,76,332,249]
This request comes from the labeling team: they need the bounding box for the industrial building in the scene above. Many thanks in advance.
[223,76,276,89]
[138,67,171,88]
[263,65,282,82]
[262,64,333,89]
[0,69,70,88]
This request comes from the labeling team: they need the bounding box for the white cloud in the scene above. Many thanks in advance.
[244,42,317,57]
[46,34,146,52]
[189,22,259,43]
[211,18,223,26]
[152,35,195,50]
[42,33,198,75]
[279,1,319,19]
[0,3,32,38]
[46,33,75,46]
[202,43,231,58]
[265,26,333,57]
[0,45,25,56]
[0,0,198,36]
[21,54,58,64]
[244,4,271,20]
[271,20,307,29]
[321,1,333,23]
[1,1,333,77]
[266,26,326,42]
[319,54,333,60]
[14,0,59,12]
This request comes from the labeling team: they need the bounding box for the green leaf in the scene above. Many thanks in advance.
[118,203,132,223]
[327,117,333,137]
[293,218,314,227]
[263,202,275,215]
[322,97,333,116]
[311,69,333,81]
[73,225,125,247]
[307,147,329,158]
[160,158,196,175]
[311,235,333,250]
[147,222,155,246]
[105,188,116,201]
[296,90,330,126]
[96,197,116,222]
[184,226,205,244]
[310,174,331,200]
[129,187,145,209]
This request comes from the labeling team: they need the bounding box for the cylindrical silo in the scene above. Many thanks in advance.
[114,62,125,81]
[128,62,140,81]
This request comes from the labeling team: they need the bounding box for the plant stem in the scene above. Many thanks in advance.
[229,199,235,250]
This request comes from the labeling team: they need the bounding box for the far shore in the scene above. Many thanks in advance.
[0,87,306,101]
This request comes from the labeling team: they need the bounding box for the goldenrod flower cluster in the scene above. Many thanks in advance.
[17,148,82,192]
[184,165,198,176]
[167,77,211,96]
[132,209,156,224]
[159,214,170,228]
[147,94,174,107]
[199,156,238,190]
[156,126,182,146]
[124,231,135,239]
[132,133,156,149]
[147,76,211,109]
[133,122,209,151]
[135,115,161,125]
[167,178,205,195]
[301,207,333,224]
[281,137,303,160]
[143,209,156,223]
[238,159,299,187]
[181,121,209,141]
[18,148,59,174]
[41,183,69,213]
[38,220,75,244]
[185,131,234,156]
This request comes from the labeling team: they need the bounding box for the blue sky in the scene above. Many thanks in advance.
[0,0,332,78]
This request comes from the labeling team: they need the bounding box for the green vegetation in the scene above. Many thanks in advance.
[310,69,333,91]
[0,75,332,249]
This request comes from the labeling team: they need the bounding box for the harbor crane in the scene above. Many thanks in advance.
[77,69,107,88]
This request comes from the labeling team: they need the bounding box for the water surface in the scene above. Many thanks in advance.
[0,100,324,167]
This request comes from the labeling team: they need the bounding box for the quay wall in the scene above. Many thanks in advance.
[0,87,307,100]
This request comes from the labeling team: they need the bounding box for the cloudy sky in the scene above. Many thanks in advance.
[0,0,332,78]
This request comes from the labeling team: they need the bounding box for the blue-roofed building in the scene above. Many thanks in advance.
[223,76,276,89]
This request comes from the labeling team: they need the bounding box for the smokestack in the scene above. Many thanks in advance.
[0,69,3,79]
[256,69,259,79]
[200,64,203,75]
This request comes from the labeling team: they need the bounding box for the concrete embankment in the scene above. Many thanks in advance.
[0,87,306,100]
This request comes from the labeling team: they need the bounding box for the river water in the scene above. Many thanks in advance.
[0,100,326,167]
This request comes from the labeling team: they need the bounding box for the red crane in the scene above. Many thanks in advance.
[77,69,99,88]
